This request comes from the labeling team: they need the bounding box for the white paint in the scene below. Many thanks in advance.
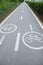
[25,36,32,43]
[0,35,5,45]
[21,16,23,20]
[25,2,43,29]
[14,32,21,52]
[29,24,33,31]
[0,24,17,34]
[25,34,41,43]
[22,31,43,50]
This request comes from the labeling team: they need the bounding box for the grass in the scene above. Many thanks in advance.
[0,2,21,23]
[27,2,43,13]
[26,2,43,23]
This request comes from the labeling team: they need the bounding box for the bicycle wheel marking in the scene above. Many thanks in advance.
[22,31,43,50]
[0,24,17,34]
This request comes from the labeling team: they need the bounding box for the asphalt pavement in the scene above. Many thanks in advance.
[0,2,43,65]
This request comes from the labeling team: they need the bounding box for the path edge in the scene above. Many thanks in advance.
[0,2,23,27]
[25,2,43,29]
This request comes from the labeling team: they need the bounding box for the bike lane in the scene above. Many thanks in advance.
[0,2,43,65]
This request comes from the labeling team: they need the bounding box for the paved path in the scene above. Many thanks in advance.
[0,2,43,65]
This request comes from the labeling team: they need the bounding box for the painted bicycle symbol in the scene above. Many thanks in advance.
[25,34,42,43]
[0,24,17,45]
[22,31,43,50]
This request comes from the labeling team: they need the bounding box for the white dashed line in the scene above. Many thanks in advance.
[14,32,21,52]
[0,35,5,45]
[29,24,33,31]
[21,16,23,20]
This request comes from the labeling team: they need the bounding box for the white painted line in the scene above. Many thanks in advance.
[25,2,43,29]
[0,35,5,45]
[21,16,23,20]
[29,24,33,31]
[0,2,23,27]
[14,32,21,52]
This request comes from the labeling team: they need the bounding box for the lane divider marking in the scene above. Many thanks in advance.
[14,32,21,52]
